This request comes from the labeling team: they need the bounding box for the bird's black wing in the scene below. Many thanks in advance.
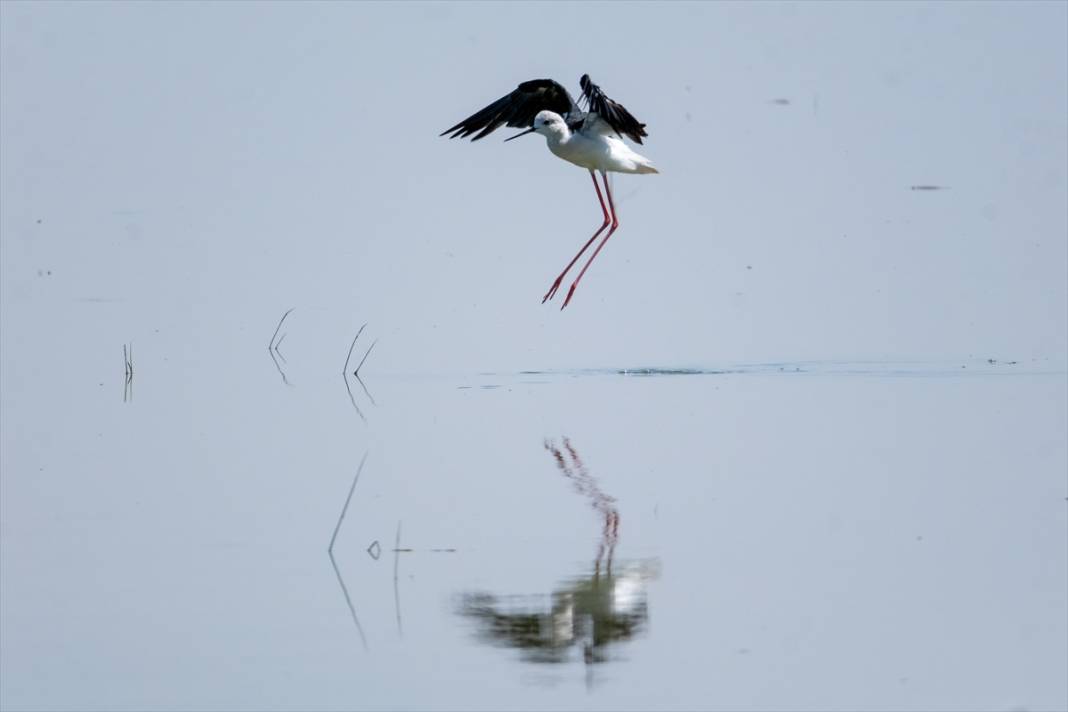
[440,79,579,141]
[579,74,648,145]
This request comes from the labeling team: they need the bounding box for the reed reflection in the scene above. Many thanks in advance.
[458,438,659,667]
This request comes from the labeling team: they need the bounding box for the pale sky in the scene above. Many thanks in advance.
[2,1,1065,372]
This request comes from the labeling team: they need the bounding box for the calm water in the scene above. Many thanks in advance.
[3,2,1067,709]
[1,300,1065,710]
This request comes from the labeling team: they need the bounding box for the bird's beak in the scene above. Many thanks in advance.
[504,127,537,142]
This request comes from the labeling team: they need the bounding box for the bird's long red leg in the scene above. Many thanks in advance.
[562,172,618,309]
[542,170,611,303]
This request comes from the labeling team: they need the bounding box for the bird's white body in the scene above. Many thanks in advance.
[533,110,658,175]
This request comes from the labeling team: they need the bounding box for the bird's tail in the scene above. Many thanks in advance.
[635,163,659,175]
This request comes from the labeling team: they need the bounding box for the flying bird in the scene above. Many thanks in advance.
[441,75,658,308]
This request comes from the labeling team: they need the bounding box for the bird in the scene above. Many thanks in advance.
[441,75,658,309]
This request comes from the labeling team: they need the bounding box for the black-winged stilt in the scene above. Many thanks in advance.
[441,75,658,308]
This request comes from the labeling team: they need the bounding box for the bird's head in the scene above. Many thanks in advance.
[505,111,567,142]
[532,111,566,134]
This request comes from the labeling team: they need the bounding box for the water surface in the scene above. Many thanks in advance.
[2,317,1064,710]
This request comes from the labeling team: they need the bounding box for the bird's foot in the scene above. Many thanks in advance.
[542,278,564,304]
[561,283,578,309]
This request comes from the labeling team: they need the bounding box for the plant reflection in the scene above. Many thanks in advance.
[328,453,369,650]
[458,438,660,667]
[341,323,377,422]
[267,308,293,387]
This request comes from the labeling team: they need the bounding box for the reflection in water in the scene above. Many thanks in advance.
[328,453,369,650]
[458,438,660,669]
[546,438,619,579]
[267,308,294,386]
[393,520,404,636]
[328,451,456,650]
[341,323,377,422]
[122,342,133,403]
[328,550,368,651]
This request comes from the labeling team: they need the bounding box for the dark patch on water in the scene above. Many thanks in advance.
[616,367,723,376]
[503,360,1062,382]
[465,361,1062,391]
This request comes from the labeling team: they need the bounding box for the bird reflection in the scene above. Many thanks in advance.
[458,438,659,668]
[546,438,619,579]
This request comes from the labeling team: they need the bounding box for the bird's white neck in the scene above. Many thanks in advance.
[540,123,571,148]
